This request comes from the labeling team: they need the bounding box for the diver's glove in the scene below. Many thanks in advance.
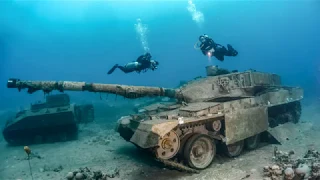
[232,50,238,56]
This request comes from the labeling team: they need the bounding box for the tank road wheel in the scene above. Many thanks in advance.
[245,134,260,150]
[156,130,180,160]
[224,140,244,158]
[212,120,222,131]
[183,134,216,170]
[206,120,222,132]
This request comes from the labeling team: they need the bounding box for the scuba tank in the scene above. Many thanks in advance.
[125,62,140,71]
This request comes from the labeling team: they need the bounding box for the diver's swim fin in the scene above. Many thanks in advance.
[107,64,118,74]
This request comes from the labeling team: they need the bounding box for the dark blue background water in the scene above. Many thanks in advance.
[0,0,319,110]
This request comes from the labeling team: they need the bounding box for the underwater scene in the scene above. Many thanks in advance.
[0,0,320,180]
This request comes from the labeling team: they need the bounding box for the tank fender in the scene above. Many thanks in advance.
[129,120,178,149]
[224,106,269,145]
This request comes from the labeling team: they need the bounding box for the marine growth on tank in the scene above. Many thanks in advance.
[0,1,319,180]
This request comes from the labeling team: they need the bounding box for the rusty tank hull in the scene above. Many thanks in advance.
[2,94,94,145]
[115,69,303,171]
[6,67,303,172]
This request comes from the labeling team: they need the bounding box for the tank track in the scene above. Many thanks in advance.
[156,158,200,173]
[268,101,302,128]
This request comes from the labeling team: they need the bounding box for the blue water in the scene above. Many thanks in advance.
[0,0,319,110]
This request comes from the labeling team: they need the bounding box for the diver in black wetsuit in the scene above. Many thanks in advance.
[107,53,159,74]
[196,34,238,61]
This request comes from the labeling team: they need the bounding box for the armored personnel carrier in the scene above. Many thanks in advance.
[6,65,303,172]
[2,93,94,145]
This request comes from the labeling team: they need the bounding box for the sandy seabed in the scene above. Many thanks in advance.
[0,104,319,180]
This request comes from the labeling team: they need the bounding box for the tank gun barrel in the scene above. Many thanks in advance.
[7,78,179,99]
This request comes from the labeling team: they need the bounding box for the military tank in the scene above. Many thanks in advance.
[2,93,94,145]
[6,65,303,172]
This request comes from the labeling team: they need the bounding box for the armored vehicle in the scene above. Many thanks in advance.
[2,93,94,145]
[6,66,303,172]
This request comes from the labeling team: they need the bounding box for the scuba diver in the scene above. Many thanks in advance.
[195,34,238,61]
[107,52,159,74]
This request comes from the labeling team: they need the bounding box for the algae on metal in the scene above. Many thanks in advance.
[6,65,303,172]
[2,94,94,145]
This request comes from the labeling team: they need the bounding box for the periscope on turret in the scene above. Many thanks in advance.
[6,66,304,172]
